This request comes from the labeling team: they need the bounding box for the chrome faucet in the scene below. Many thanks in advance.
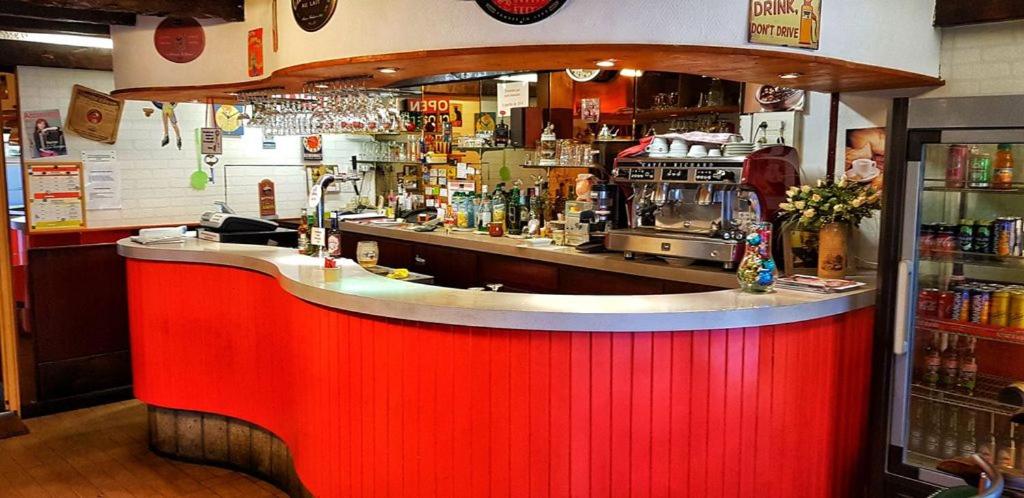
[312,174,337,229]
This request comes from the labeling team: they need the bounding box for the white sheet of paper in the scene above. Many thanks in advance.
[81,150,121,210]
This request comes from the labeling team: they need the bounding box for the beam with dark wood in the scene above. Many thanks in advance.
[0,3,134,26]
[0,15,109,36]
[0,40,111,71]
[935,0,1024,27]
[8,0,243,23]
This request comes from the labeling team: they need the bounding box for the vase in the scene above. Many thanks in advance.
[736,222,777,293]
[818,222,850,279]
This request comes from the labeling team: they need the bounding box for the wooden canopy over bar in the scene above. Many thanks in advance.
[110,43,944,102]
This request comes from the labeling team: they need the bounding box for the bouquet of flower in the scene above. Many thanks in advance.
[778,178,881,230]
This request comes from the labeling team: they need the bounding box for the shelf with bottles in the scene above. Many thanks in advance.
[918,316,1024,347]
[911,373,1020,417]
[923,182,1024,195]
[920,250,1024,269]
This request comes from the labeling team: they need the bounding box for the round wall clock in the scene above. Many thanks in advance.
[475,0,568,25]
[153,17,205,64]
[292,0,337,32]
[565,68,601,82]
[214,104,243,134]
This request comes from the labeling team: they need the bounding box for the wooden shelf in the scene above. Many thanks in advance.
[634,105,740,122]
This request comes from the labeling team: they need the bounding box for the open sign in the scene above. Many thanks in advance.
[407,98,450,114]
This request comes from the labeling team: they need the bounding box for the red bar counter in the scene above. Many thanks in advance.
[120,238,876,498]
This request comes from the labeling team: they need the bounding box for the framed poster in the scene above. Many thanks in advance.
[748,0,821,50]
[742,84,805,113]
[66,85,124,144]
[25,162,86,231]
[844,127,886,193]
[247,28,264,77]
[22,109,67,158]
[580,98,600,123]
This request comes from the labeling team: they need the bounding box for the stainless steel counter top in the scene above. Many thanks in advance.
[118,238,877,332]
[340,222,742,289]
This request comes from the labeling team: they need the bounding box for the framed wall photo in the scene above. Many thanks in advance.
[25,162,87,232]
[66,85,124,144]
[22,109,67,159]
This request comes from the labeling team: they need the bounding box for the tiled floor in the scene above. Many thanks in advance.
[0,400,287,497]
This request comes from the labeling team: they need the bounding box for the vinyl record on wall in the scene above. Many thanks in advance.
[292,0,337,32]
[475,0,568,25]
[153,17,205,63]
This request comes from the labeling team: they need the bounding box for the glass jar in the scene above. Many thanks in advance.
[737,222,777,293]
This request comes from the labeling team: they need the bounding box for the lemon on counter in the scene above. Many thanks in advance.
[386,268,410,280]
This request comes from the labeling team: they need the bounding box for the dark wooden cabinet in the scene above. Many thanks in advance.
[477,253,560,293]
[411,244,478,289]
[558,265,664,295]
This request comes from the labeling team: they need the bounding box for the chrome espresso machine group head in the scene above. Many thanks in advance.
[605,145,801,268]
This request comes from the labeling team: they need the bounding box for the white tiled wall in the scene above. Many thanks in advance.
[927,20,1024,98]
[17,66,372,228]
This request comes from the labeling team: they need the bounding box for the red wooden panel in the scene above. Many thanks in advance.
[126,260,877,498]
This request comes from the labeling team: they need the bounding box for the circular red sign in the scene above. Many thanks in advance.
[476,0,567,25]
[153,17,205,64]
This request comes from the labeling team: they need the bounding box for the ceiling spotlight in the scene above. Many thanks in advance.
[619,69,643,78]
[377,67,399,74]
[779,72,802,79]
[313,83,329,89]
[595,59,616,68]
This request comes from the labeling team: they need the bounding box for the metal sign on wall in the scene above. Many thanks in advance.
[292,0,337,32]
[153,17,205,63]
[748,0,821,50]
[475,0,568,25]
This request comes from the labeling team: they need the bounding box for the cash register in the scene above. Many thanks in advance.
[197,203,298,247]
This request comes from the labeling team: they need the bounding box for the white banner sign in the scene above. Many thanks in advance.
[497,81,529,117]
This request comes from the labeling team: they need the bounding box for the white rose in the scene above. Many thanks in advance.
[803,209,816,219]
[811,194,822,203]
[802,185,812,193]
[850,198,863,207]
[787,186,799,196]
[794,200,806,210]
[833,204,845,212]
[837,176,847,187]
[779,202,794,211]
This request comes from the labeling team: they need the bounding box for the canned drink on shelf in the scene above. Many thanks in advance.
[918,289,940,317]
[1015,217,1023,256]
[938,291,956,320]
[947,144,969,188]
[970,288,991,324]
[995,218,1014,256]
[952,285,972,322]
[974,220,993,254]
[991,290,1011,327]
[936,224,958,253]
[920,224,935,257]
[1011,291,1024,329]
[958,220,975,252]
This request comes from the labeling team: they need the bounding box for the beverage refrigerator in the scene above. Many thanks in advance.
[872,95,1024,497]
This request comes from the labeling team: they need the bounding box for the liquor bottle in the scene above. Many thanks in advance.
[998,424,1017,471]
[327,212,342,258]
[478,186,492,232]
[921,332,941,388]
[386,190,397,221]
[507,185,522,235]
[494,118,510,147]
[908,398,926,453]
[957,337,978,395]
[941,405,960,460]
[554,182,567,221]
[924,401,944,458]
[941,334,960,390]
[959,409,978,457]
[492,184,506,229]
[531,190,545,227]
[979,413,998,465]
[306,211,319,256]
[298,208,309,255]
[520,188,531,233]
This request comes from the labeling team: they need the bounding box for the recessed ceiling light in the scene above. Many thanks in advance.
[377,67,399,74]
[595,59,616,68]
[779,72,802,79]
[619,69,643,78]
[314,83,329,89]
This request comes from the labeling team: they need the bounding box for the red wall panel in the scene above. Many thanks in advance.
[127,259,876,498]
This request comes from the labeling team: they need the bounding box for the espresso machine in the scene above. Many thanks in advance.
[605,145,800,268]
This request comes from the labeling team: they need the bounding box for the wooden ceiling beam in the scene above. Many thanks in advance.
[7,0,244,23]
[0,3,134,26]
[935,0,1024,27]
[0,39,111,71]
[0,15,110,36]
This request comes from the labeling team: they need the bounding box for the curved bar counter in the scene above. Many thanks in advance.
[120,238,877,497]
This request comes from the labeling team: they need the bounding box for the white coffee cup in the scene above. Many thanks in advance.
[668,139,688,157]
[688,144,708,158]
[708,148,722,157]
[849,158,880,181]
[646,137,669,155]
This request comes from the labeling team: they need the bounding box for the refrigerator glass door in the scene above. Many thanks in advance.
[896,141,1024,489]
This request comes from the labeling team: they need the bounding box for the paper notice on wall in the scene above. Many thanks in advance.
[81,150,121,210]
[497,81,529,118]
[27,162,86,231]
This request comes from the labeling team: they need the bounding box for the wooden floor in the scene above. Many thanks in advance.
[0,400,287,497]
